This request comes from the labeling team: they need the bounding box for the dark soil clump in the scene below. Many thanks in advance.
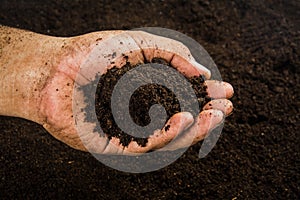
[95,58,209,147]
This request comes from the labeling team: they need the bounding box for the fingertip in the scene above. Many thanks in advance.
[180,109,225,145]
[165,112,194,133]
[198,109,224,132]
[203,99,234,116]
[190,60,211,79]
[224,81,234,98]
[148,112,194,150]
[206,80,234,99]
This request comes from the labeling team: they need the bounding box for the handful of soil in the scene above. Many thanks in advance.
[95,58,210,147]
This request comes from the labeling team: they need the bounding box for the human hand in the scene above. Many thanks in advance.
[0,26,233,155]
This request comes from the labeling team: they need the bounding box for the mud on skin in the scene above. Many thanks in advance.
[95,58,210,147]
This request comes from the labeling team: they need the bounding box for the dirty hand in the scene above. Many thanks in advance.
[0,26,233,155]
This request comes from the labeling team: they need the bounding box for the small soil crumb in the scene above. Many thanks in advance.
[95,58,210,147]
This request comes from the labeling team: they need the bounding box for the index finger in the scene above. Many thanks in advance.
[127,31,211,79]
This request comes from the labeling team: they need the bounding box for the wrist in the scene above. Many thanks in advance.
[0,26,64,123]
[0,26,123,124]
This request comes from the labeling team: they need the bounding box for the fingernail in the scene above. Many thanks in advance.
[190,60,211,79]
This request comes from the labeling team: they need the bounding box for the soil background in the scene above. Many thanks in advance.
[0,0,299,199]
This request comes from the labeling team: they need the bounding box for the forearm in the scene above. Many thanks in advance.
[0,26,64,122]
[0,25,123,124]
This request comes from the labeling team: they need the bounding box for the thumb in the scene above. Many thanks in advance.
[122,112,194,154]
[160,109,224,151]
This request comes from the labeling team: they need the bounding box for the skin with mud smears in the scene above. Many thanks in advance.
[0,26,233,155]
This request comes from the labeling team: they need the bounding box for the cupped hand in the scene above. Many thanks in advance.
[38,30,233,155]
